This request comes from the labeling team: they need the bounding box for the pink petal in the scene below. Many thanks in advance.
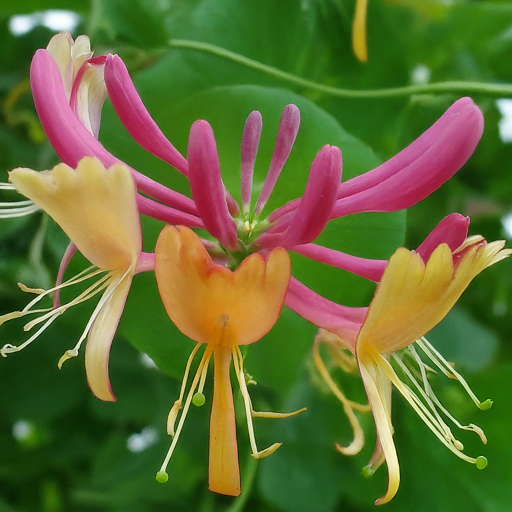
[266,145,342,248]
[241,110,262,210]
[31,49,197,215]
[285,277,367,350]
[188,120,239,251]
[292,243,386,282]
[53,242,77,308]
[416,213,469,262]
[331,98,484,217]
[254,104,300,215]
[137,195,204,228]
[104,54,188,176]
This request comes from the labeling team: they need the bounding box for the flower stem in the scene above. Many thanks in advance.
[168,39,512,99]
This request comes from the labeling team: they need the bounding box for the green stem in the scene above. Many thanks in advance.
[224,455,258,512]
[168,39,512,99]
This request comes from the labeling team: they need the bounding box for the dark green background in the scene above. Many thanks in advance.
[1,1,512,511]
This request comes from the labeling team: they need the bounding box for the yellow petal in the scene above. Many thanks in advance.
[9,157,141,272]
[208,345,240,496]
[358,241,511,354]
[85,270,133,402]
[352,0,369,62]
[155,225,291,346]
[358,349,400,505]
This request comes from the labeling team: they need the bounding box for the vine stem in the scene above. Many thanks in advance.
[168,39,512,99]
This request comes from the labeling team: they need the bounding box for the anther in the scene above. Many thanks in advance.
[58,348,79,369]
[362,465,376,478]
[478,399,492,411]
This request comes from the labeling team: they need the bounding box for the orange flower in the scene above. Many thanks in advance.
[154,226,303,496]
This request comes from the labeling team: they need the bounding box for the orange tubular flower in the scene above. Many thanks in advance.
[154,225,303,496]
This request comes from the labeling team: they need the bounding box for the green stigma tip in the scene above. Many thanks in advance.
[156,471,168,483]
[192,392,206,407]
[362,465,375,478]
[476,456,488,470]
[479,399,493,411]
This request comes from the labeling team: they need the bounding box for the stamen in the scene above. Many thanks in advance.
[417,337,492,410]
[0,183,40,218]
[167,401,182,436]
[392,352,462,448]
[58,268,133,368]
[18,284,46,294]
[157,344,214,482]
[369,346,486,466]
[232,346,281,459]
[3,266,105,325]
[167,343,203,435]
[313,343,367,456]
[405,346,488,444]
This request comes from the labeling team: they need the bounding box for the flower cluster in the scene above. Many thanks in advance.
[1,31,509,503]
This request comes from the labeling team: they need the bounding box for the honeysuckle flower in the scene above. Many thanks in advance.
[182,98,483,335]
[352,0,369,62]
[0,157,150,402]
[30,32,201,228]
[313,217,511,505]
[45,30,107,139]
[154,225,304,496]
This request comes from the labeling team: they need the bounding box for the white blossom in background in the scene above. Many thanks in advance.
[9,10,80,36]
[496,99,512,143]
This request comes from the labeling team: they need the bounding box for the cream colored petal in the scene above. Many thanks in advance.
[85,271,133,402]
[9,158,141,271]
[358,241,510,354]
[358,350,400,505]
[46,31,74,100]
[71,34,93,80]
[72,61,107,138]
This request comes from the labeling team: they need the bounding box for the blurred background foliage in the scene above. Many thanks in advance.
[1,0,512,511]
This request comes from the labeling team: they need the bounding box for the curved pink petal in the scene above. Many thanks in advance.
[241,111,262,211]
[188,120,239,251]
[292,244,386,282]
[292,214,470,282]
[53,242,78,308]
[104,54,189,176]
[275,146,342,249]
[137,195,204,228]
[331,98,484,217]
[337,98,480,198]
[285,277,367,350]
[416,213,469,262]
[254,104,300,215]
[268,98,483,224]
[31,49,197,215]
